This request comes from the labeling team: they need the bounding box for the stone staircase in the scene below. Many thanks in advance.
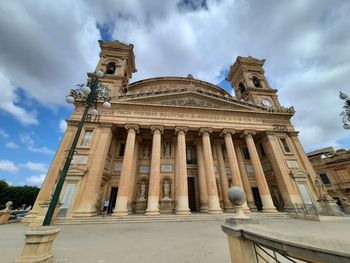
[56,212,292,225]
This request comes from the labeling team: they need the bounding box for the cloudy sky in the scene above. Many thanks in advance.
[0,0,349,186]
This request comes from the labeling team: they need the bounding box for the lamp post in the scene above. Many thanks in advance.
[42,70,111,226]
[339,91,350,130]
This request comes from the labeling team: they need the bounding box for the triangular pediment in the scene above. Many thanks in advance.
[117,89,266,112]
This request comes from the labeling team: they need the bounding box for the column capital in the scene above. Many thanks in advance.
[199,127,213,135]
[240,130,256,138]
[150,125,164,134]
[221,129,236,137]
[175,126,188,135]
[125,124,139,133]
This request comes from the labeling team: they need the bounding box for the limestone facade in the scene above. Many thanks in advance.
[26,40,320,222]
[308,147,350,203]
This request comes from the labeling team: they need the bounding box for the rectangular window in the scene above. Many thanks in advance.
[297,183,313,205]
[280,138,291,153]
[242,147,250,160]
[319,173,331,185]
[259,143,266,157]
[118,143,125,157]
[81,130,93,146]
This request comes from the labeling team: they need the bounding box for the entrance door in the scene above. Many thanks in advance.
[252,187,263,211]
[108,187,118,214]
[187,177,197,212]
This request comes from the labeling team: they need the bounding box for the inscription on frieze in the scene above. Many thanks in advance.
[114,110,266,123]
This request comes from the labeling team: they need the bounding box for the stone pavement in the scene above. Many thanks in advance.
[1,220,231,263]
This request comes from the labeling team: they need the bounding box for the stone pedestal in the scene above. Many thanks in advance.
[15,226,60,263]
[222,218,257,263]
[160,199,174,214]
[134,199,147,214]
[0,211,11,224]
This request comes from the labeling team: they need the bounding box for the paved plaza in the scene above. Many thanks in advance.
[1,220,231,263]
[3,216,350,263]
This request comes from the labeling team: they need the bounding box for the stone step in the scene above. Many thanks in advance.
[56,212,292,225]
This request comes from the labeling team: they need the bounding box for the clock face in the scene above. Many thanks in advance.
[261,98,272,107]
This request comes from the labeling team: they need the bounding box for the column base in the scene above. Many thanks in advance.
[208,209,223,214]
[208,196,223,214]
[112,211,129,217]
[261,195,278,213]
[176,210,191,215]
[176,196,191,215]
[144,210,160,216]
[72,210,98,218]
[262,207,278,213]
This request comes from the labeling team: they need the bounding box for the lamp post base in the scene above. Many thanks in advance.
[15,226,60,263]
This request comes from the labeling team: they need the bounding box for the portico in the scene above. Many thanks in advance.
[24,40,319,224]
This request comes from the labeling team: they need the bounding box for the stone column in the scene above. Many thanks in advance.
[200,128,222,214]
[214,140,233,211]
[194,139,209,212]
[113,124,139,216]
[175,127,191,215]
[222,129,250,212]
[127,137,140,212]
[264,132,299,210]
[74,125,113,217]
[289,133,318,200]
[234,143,257,211]
[145,126,164,216]
[242,130,277,213]
[26,123,76,221]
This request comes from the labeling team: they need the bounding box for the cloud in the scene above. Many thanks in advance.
[0,129,9,138]
[0,72,38,125]
[59,119,67,133]
[0,1,101,110]
[26,174,45,187]
[20,162,47,173]
[0,160,19,172]
[20,133,54,155]
[27,146,55,155]
[0,1,349,152]
[5,142,19,149]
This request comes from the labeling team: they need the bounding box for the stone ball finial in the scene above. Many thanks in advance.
[228,186,246,206]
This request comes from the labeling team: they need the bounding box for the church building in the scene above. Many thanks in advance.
[26,40,320,223]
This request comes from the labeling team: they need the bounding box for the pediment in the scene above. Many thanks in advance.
[119,90,265,112]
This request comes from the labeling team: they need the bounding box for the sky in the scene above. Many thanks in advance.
[0,0,349,187]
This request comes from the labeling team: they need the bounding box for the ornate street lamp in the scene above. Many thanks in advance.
[42,70,111,226]
[339,91,350,130]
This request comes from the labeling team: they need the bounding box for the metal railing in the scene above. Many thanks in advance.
[293,203,346,217]
[254,243,308,263]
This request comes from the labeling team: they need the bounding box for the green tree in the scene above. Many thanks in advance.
[0,180,40,209]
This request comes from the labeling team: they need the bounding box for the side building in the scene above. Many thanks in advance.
[24,40,320,224]
[308,147,350,204]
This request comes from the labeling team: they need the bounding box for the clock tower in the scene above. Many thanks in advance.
[226,56,281,109]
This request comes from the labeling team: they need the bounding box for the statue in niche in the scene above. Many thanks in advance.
[163,181,171,200]
[143,144,150,159]
[163,141,171,157]
[139,182,147,200]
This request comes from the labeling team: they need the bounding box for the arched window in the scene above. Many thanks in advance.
[252,76,261,88]
[106,62,116,74]
[238,82,246,93]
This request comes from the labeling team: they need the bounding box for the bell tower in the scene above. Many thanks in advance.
[226,56,280,108]
[94,40,136,97]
